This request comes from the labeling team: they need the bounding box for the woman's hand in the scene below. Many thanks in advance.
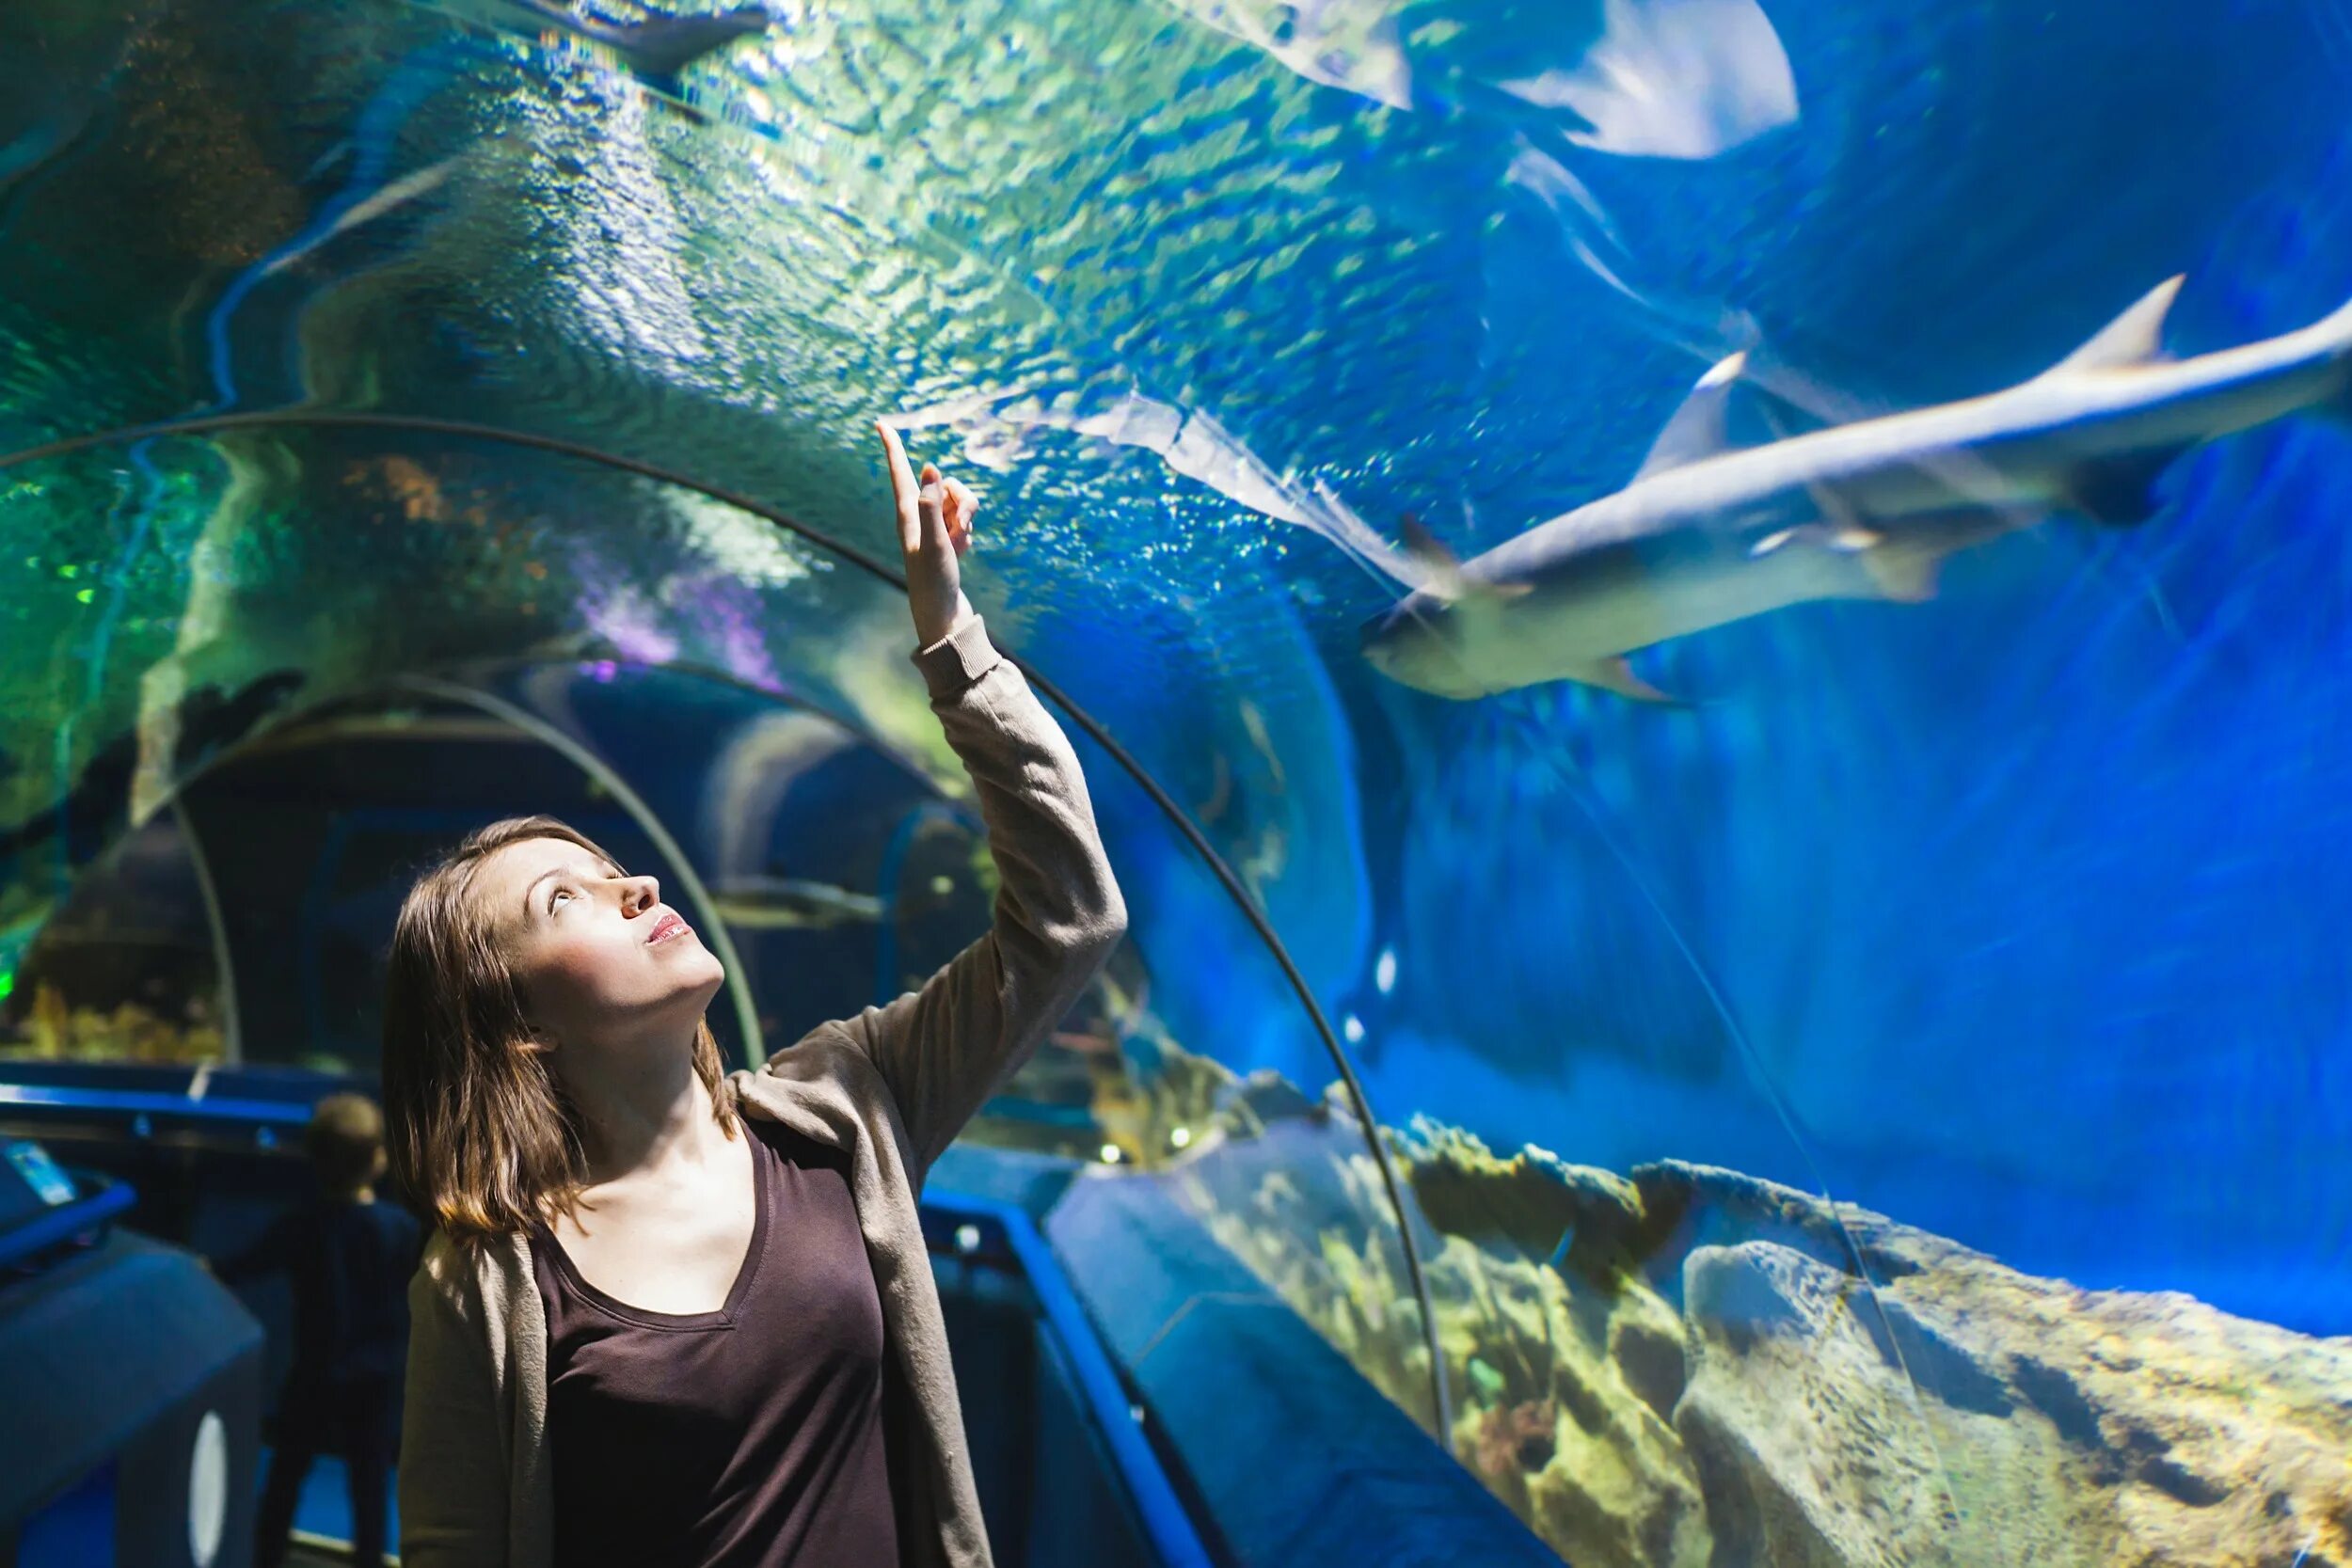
[878,421,978,649]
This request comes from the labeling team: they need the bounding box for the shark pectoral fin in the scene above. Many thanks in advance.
[1573,657,1686,705]
[1634,350,1748,480]
[2058,448,2182,527]
[1750,522,1883,559]
[1860,547,1941,604]
[1790,477,1891,551]
[2047,275,2186,374]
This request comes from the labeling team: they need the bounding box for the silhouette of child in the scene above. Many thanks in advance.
[214,1091,424,1568]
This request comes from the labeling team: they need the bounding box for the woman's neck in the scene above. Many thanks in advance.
[559,1028,726,1186]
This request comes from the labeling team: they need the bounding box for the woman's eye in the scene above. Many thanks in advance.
[550,887,575,910]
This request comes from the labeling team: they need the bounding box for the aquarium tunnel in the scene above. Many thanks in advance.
[1,0,2348,1563]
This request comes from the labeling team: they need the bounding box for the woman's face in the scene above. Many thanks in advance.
[476,836,725,1056]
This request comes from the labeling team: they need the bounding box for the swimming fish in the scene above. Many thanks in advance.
[1152,0,1413,111]
[1151,0,1796,160]
[1359,276,2352,701]
[395,0,776,93]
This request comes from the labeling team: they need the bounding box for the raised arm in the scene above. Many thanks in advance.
[828,427,1127,1181]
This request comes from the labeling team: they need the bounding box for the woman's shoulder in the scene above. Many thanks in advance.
[415,1225,532,1307]
[730,1022,888,1105]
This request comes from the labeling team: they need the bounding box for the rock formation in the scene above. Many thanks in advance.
[1153,1091,2352,1567]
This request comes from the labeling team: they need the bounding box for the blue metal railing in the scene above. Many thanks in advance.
[0,1082,313,1128]
[923,1191,1216,1568]
[0,1169,134,1273]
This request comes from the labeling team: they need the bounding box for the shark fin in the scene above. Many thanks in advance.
[2058,448,2182,527]
[1400,513,1466,597]
[1750,522,1883,559]
[1634,351,1748,481]
[1860,547,1941,604]
[2048,275,2185,375]
[521,0,775,83]
[610,8,775,81]
[1399,515,1534,602]
[1759,517,1936,601]
[1399,513,1457,569]
[1574,657,1685,705]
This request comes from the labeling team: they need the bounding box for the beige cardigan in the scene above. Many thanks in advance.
[397,616,1128,1568]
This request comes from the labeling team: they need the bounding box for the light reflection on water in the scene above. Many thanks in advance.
[1,0,2348,1560]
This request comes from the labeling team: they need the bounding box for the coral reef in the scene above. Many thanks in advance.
[1149,1079,2352,1568]
[0,979,225,1064]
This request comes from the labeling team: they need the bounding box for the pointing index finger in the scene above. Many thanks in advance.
[876,420,919,552]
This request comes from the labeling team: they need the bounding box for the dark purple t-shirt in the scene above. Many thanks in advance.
[529,1118,898,1568]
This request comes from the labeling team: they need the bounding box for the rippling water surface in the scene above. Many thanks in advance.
[4,0,2349,1560]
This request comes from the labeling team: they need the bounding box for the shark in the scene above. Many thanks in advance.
[394,0,776,95]
[1359,276,2352,701]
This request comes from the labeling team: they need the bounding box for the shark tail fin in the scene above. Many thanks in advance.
[600,6,776,82]
[1573,657,1688,705]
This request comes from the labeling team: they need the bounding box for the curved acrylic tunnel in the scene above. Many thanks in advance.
[5,0,2352,1564]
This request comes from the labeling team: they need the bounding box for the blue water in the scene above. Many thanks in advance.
[2,7,2349,1556]
[1041,0,2352,1337]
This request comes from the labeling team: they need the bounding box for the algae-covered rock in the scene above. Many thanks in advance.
[1654,1169,2352,1567]
[1677,1242,1983,1568]
[1392,1115,1648,1270]
[1435,1231,1714,1568]
[1124,1050,2352,1568]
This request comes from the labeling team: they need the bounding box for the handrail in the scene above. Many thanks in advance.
[924,1190,1217,1568]
[0,1168,135,1274]
[0,1081,314,1126]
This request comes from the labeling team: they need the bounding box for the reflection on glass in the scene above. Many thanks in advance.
[3,1,2349,1563]
[0,815,226,1065]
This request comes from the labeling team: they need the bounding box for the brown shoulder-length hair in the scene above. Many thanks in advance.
[381,814,738,1246]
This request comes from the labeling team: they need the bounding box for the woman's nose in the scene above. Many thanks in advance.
[622,873,660,913]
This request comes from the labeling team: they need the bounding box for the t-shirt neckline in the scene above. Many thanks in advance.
[533,1130,771,1333]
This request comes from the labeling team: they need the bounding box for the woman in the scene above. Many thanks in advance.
[384,424,1127,1568]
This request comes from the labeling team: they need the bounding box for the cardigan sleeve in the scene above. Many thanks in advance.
[398,1244,510,1566]
[823,615,1127,1183]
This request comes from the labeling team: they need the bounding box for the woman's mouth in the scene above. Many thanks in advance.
[646,911,690,944]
